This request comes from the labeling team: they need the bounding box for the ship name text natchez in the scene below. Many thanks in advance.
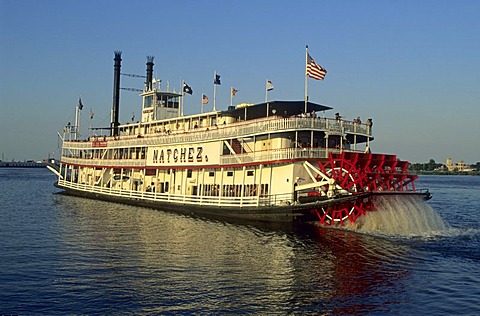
[50,50,431,226]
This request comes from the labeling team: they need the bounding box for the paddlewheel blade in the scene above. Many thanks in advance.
[313,152,418,226]
[312,196,373,226]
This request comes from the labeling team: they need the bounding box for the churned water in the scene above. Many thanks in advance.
[352,195,448,237]
[0,169,479,315]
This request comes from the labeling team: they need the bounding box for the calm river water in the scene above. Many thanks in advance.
[1,168,479,315]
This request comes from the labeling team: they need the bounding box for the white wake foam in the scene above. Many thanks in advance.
[349,195,449,237]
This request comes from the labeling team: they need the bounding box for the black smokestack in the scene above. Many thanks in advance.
[111,51,122,137]
[146,55,154,91]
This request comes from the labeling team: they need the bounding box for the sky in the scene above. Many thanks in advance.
[1,0,479,164]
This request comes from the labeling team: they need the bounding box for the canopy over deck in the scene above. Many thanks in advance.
[224,101,332,121]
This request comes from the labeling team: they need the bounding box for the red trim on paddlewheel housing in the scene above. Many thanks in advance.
[314,152,418,225]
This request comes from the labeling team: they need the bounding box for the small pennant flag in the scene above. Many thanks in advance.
[183,82,193,95]
[90,109,94,119]
[214,74,221,85]
[266,80,274,91]
[306,53,327,80]
[202,94,209,104]
[78,98,84,110]
[231,87,238,96]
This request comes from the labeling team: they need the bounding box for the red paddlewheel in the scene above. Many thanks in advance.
[318,152,418,194]
[311,196,374,226]
[314,152,418,225]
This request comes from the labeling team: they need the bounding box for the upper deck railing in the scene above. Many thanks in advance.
[61,157,146,167]
[62,116,372,150]
[220,147,339,165]
[61,147,345,167]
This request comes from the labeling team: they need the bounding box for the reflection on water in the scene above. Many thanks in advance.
[50,194,418,314]
[1,170,479,314]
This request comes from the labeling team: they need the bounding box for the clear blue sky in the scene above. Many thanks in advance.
[1,0,479,164]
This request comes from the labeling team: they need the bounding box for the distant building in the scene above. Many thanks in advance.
[446,158,473,172]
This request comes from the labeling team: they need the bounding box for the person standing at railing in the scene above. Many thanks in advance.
[366,118,373,134]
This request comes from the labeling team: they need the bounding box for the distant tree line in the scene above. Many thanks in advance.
[409,159,480,175]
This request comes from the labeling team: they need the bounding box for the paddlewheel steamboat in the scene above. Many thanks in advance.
[49,52,431,226]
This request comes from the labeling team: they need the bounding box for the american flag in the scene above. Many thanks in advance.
[306,53,327,80]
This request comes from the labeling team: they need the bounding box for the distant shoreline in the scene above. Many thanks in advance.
[416,171,479,176]
[0,161,46,168]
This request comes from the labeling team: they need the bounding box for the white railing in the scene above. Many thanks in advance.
[62,116,371,150]
[57,179,294,207]
[61,157,146,167]
[220,147,335,165]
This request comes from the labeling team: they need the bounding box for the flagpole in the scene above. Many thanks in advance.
[75,97,81,140]
[266,79,269,117]
[265,79,268,103]
[89,108,92,137]
[201,93,204,114]
[305,45,309,114]
[74,104,79,140]
[181,79,184,116]
[213,71,217,111]
[230,86,233,107]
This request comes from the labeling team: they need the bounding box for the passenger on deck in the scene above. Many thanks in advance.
[366,118,373,132]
